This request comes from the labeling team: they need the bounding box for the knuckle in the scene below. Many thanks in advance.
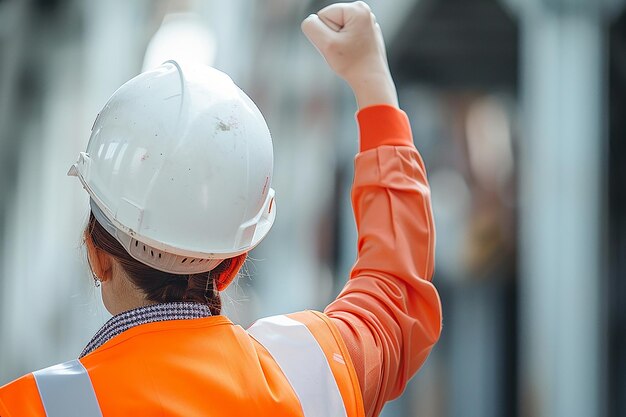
[351,2,372,19]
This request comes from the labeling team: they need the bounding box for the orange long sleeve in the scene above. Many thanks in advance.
[325,105,443,417]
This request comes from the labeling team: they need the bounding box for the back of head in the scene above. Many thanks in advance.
[72,61,276,305]
[85,212,247,314]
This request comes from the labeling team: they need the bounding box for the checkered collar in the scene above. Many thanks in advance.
[80,302,212,358]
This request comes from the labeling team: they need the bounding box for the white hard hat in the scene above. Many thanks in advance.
[69,61,276,275]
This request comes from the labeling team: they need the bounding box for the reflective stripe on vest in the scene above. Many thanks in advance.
[32,359,102,417]
[248,315,348,417]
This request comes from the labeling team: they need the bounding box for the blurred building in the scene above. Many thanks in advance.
[0,0,624,416]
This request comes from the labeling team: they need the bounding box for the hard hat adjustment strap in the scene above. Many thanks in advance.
[90,199,223,275]
[204,269,212,304]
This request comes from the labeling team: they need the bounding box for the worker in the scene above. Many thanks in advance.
[0,2,442,416]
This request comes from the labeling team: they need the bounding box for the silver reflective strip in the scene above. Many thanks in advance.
[248,315,348,417]
[32,359,103,417]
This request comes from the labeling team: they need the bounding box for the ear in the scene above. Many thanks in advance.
[85,233,113,282]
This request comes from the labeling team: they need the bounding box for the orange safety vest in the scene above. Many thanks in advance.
[0,311,365,417]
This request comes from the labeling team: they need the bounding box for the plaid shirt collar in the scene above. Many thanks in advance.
[80,302,212,358]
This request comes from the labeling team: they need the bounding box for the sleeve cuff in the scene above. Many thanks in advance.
[356,104,414,153]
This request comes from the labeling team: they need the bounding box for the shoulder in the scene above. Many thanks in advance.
[248,310,365,417]
[0,359,102,417]
[248,310,348,359]
[0,371,46,416]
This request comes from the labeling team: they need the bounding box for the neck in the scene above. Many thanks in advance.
[103,264,156,315]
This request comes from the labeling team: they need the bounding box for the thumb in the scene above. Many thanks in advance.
[301,14,337,51]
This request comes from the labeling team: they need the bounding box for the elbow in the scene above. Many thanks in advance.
[409,279,443,348]
[426,283,443,347]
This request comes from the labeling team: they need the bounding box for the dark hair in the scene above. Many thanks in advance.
[85,212,246,315]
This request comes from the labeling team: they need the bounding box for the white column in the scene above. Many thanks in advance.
[518,2,604,416]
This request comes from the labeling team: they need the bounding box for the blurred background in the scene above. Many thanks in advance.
[0,0,624,416]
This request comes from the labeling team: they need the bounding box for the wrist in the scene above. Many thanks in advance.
[349,71,399,109]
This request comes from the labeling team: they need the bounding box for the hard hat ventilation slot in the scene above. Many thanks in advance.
[124,237,221,275]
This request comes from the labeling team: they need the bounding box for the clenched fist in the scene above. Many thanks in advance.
[302,1,398,109]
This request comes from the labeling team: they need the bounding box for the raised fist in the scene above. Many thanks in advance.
[302,1,398,108]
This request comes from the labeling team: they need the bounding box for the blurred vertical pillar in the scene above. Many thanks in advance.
[516,0,605,416]
[0,0,148,384]
[0,0,31,383]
